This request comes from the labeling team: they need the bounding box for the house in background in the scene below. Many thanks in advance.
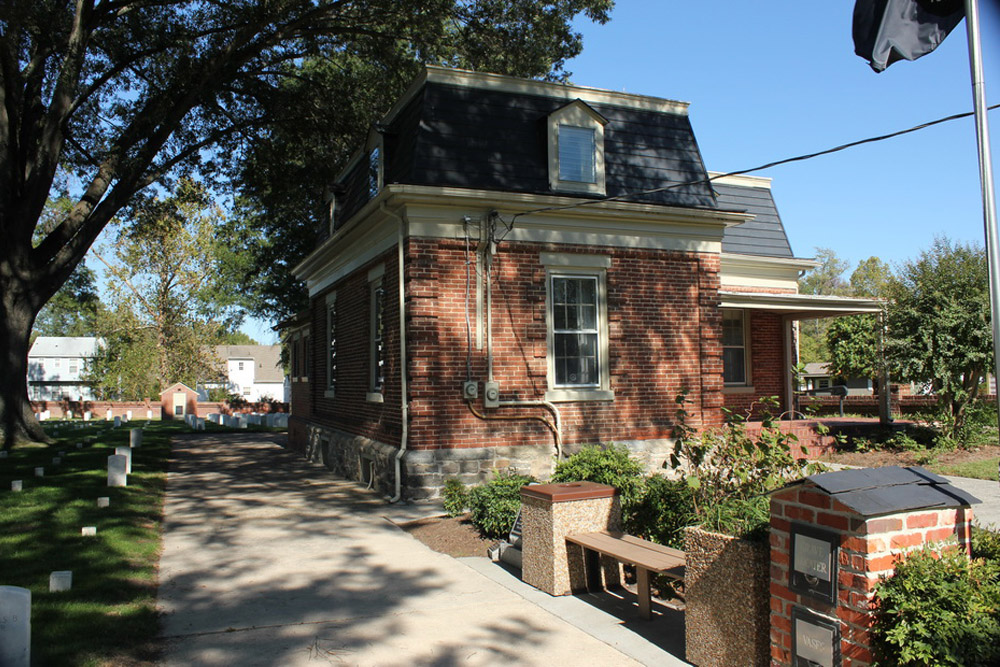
[283,66,879,500]
[199,345,288,403]
[800,362,874,396]
[27,336,101,401]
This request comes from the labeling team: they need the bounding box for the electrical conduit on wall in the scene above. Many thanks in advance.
[381,203,409,503]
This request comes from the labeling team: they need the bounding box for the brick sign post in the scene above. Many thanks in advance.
[769,466,978,667]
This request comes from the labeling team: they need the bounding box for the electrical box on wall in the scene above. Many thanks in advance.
[484,382,500,408]
[462,381,478,401]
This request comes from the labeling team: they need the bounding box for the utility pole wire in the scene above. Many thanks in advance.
[506,102,1000,226]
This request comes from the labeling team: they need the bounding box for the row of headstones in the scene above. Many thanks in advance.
[36,409,154,422]
[202,412,288,428]
[0,427,145,666]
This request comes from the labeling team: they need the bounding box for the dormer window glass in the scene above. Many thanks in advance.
[547,100,607,196]
[368,146,381,199]
[558,126,596,183]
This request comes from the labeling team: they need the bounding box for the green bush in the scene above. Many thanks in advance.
[551,444,646,531]
[629,474,695,548]
[972,525,1000,563]
[871,548,1000,666]
[442,478,468,517]
[467,471,535,539]
[700,495,770,542]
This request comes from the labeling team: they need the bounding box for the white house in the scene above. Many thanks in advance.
[27,336,101,401]
[202,345,288,402]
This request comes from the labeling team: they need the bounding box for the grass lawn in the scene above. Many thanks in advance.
[928,457,1000,481]
[0,419,185,666]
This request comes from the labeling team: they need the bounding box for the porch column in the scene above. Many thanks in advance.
[783,316,796,418]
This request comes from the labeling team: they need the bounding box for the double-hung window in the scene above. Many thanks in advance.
[325,292,337,397]
[367,264,385,402]
[542,253,613,402]
[722,309,749,385]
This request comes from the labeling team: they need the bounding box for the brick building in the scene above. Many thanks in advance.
[283,67,879,500]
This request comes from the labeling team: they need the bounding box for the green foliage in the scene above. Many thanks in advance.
[467,471,535,539]
[87,180,234,399]
[886,238,993,438]
[851,256,894,298]
[972,526,1000,563]
[551,444,646,524]
[798,248,851,363]
[629,474,695,548]
[442,478,468,518]
[699,495,771,542]
[871,548,1000,666]
[669,393,817,539]
[826,313,881,382]
[32,266,103,340]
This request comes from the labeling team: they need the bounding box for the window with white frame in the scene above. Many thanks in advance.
[547,100,607,196]
[368,265,385,400]
[326,292,337,396]
[722,309,749,385]
[542,253,613,402]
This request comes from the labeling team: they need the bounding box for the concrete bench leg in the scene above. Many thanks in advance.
[637,567,652,620]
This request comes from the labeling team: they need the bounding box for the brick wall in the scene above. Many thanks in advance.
[724,310,787,419]
[769,484,974,667]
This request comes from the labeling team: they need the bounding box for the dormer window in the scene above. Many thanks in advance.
[368,145,381,198]
[547,100,607,196]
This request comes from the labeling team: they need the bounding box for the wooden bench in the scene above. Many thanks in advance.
[565,531,685,620]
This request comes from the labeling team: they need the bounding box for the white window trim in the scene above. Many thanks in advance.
[542,252,613,403]
[368,264,386,401]
[325,291,337,398]
[547,100,608,196]
[721,308,753,390]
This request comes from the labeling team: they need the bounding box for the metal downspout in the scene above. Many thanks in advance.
[382,203,409,503]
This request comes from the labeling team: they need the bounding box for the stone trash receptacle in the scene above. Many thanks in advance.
[520,481,621,596]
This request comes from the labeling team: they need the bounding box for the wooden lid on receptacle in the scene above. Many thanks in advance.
[520,481,618,503]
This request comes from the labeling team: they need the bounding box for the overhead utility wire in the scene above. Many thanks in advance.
[505,102,1000,227]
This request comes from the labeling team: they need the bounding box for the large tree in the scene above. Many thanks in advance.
[0,0,612,447]
[826,256,892,385]
[885,238,993,436]
[798,247,850,363]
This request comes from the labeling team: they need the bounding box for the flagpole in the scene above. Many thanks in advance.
[963,0,1000,475]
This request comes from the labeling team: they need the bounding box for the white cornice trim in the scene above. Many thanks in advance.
[719,291,883,316]
[381,66,689,128]
[708,171,773,189]
[721,253,819,272]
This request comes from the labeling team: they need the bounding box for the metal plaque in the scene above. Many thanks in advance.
[792,607,840,667]
[790,523,838,604]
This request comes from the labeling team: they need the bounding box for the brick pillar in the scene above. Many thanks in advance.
[770,478,975,667]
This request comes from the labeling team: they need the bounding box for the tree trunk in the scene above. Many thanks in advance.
[0,293,48,449]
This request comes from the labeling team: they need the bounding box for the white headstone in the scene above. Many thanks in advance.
[129,428,142,449]
[106,409,113,421]
[97,497,110,508]
[107,455,127,487]
[52,457,61,465]
[11,480,22,491]
[83,411,91,421]
[81,526,96,537]
[66,410,73,420]
[125,410,132,421]
[48,571,72,592]
[113,416,121,428]
[195,418,205,431]
[146,409,152,420]
[273,414,288,428]
[34,467,43,478]
[114,446,132,474]
[76,442,83,449]
[0,585,31,667]
[39,411,49,421]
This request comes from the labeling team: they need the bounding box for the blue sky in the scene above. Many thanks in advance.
[564,1,1000,271]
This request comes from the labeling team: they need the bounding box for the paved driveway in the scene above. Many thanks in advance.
[157,434,670,666]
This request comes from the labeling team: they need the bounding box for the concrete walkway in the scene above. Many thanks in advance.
[157,434,688,666]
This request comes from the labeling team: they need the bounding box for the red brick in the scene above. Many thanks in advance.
[798,489,832,509]
[890,532,925,549]
[785,506,815,522]
[925,527,958,543]
[866,517,902,533]
[866,553,899,573]
[817,512,849,530]
[906,512,939,529]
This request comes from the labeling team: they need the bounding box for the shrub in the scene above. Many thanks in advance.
[442,478,468,518]
[551,444,646,531]
[467,471,535,539]
[972,525,1000,563]
[871,548,1000,666]
[699,495,770,542]
[629,474,695,548]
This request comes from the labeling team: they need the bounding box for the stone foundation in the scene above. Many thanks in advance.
[290,418,678,500]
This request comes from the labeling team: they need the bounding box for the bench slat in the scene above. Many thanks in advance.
[566,531,685,575]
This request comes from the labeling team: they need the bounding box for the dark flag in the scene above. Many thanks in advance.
[854,0,965,71]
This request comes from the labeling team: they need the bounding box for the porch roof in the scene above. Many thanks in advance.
[718,291,882,320]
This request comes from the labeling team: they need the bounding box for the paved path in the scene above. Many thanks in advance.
[157,434,686,666]
[945,474,1000,528]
